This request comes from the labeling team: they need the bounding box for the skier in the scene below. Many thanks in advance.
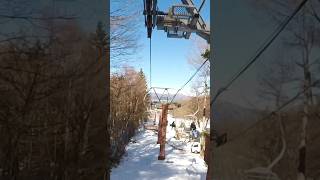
[190,121,198,139]
[190,121,196,131]
[170,121,176,129]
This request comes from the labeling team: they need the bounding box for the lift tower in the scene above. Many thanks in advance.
[143,0,211,178]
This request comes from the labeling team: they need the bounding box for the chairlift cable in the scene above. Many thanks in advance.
[150,37,152,89]
[198,0,206,13]
[227,79,320,144]
[169,58,209,104]
[210,0,309,106]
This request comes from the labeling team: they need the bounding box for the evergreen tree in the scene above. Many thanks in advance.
[94,21,108,48]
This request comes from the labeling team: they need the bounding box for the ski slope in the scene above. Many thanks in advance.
[111,116,207,180]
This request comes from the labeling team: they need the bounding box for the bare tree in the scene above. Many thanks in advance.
[0,15,110,180]
[251,1,320,179]
[252,54,297,178]
[187,37,210,130]
[110,67,149,165]
[110,0,141,67]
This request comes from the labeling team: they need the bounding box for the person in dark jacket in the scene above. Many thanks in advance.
[170,121,176,129]
[190,121,196,131]
[190,121,198,139]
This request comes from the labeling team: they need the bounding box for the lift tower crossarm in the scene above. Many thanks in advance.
[180,0,210,42]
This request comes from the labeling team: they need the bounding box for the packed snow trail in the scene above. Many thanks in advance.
[111,116,207,180]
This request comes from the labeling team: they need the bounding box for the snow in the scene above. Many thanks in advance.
[111,115,208,180]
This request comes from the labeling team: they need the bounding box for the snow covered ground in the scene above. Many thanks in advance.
[111,116,207,180]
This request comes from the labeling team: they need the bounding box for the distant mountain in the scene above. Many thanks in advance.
[150,92,191,102]
[212,101,262,134]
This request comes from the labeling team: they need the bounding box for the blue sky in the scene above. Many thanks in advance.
[131,0,210,95]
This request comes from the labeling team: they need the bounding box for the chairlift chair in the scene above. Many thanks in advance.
[244,167,280,180]
[244,115,286,180]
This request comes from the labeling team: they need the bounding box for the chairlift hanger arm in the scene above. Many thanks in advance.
[143,0,210,43]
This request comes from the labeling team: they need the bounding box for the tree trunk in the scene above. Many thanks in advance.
[298,29,313,180]
[81,117,90,155]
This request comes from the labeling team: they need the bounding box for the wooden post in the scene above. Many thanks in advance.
[157,114,162,144]
[204,133,212,180]
[158,104,168,160]
[204,133,210,164]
